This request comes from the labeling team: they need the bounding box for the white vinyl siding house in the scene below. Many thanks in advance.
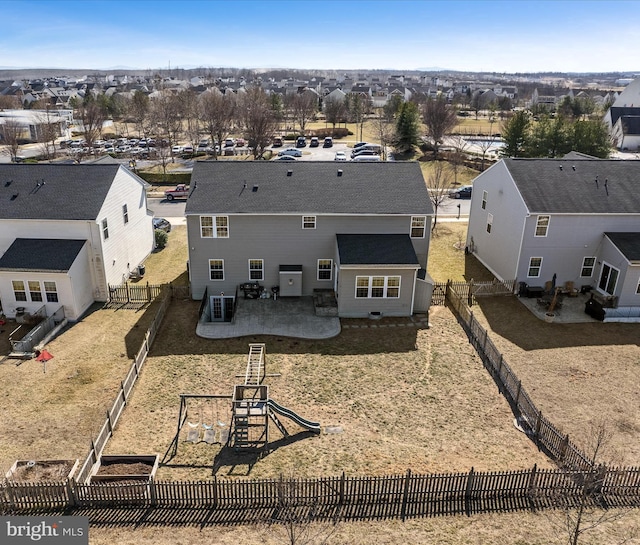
[0,164,154,321]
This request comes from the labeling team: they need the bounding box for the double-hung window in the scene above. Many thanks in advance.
[29,281,43,302]
[581,257,596,277]
[12,280,27,302]
[317,259,333,281]
[528,257,542,278]
[44,281,58,302]
[481,190,488,210]
[102,218,109,240]
[201,216,229,238]
[302,216,316,229]
[410,216,426,238]
[249,259,264,281]
[535,215,550,237]
[209,259,224,280]
[122,204,129,224]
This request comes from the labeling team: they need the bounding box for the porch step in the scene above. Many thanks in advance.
[313,289,338,317]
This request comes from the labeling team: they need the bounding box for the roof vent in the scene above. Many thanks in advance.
[595,176,599,188]
[10,193,18,201]
[559,165,563,170]
[252,185,259,192]
[572,165,576,171]
[337,169,343,177]
[287,170,293,177]
[4,180,11,187]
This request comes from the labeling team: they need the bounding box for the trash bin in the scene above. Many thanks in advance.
[138,264,146,277]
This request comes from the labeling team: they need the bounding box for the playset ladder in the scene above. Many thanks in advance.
[245,343,265,385]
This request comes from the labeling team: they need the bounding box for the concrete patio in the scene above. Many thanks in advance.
[517,291,600,323]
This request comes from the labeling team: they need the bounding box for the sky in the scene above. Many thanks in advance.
[2,0,639,74]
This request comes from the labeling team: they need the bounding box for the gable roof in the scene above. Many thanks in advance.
[0,238,86,272]
[0,164,122,220]
[337,234,419,266]
[502,158,640,214]
[605,232,640,263]
[187,162,433,216]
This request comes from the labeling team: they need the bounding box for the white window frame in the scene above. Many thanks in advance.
[486,213,493,234]
[528,257,543,278]
[302,216,316,229]
[481,190,488,210]
[535,215,550,237]
[410,216,426,238]
[636,279,640,295]
[598,262,619,296]
[209,259,224,281]
[201,216,229,238]
[580,256,596,277]
[101,218,109,240]
[122,204,129,224]
[28,280,43,302]
[12,280,27,302]
[44,281,58,303]
[317,259,333,281]
[248,259,264,281]
[355,276,401,298]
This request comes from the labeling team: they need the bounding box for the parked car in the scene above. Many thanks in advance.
[272,137,283,147]
[164,184,190,201]
[153,217,172,233]
[353,141,369,149]
[449,185,473,199]
[309,137,319,147]
[182,145,194,155]
[334,151,347,161]
[224,138,235,147]
[235,138,246,147]
[352,155,381,162]
[296,136,307,148]
[351,149,378,158]
[323,137,333,148]
[278,148,302,157]
[171,145,183,154]
[274,155,297,161]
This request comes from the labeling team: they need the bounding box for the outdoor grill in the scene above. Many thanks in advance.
[239,282,263,299]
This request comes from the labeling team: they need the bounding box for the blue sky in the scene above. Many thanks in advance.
[2,0,639,73]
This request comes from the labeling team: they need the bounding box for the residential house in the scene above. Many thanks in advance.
[0,164,154,321]
[185,162,434,320]
[466,157,640,321]
[611,116,640,151]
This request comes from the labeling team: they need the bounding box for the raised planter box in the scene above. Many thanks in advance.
[90,454,158,483]
[6,459,78,482]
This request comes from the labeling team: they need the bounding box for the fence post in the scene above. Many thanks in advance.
[149,478,157,507]
[496,354,504,385]
[464,467,475,516]
[147,282,152,302]
[514,380,522,406]
[213,474,218,509]
[121,381,127,405]
[527,464,538,511]
[66,477,77,508]
[534,411,542,442]
[126,282,131,303]
[106,410,113,436]
[339,471,345,506]
[401,469,412,522]
[560,434,569,461]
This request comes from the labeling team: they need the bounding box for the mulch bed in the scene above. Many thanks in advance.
[9,461,75,482]
[96,462,154,476]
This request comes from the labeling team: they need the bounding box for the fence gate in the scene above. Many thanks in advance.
[210,295,235,322]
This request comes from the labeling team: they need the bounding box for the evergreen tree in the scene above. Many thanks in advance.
[394,101,420,154]
[500,110,530,157]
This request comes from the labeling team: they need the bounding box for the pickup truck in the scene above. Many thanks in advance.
[164,184,190,201]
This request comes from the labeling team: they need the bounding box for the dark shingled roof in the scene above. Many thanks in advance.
[186,162,433,216]
[0,238,86,272]
[604,232,640,262]
[337,234,419,265]
[503,158,640,214]
[0,164,122,220]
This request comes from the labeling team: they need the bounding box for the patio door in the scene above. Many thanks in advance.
[210,295,234,322]
[598,262,619,296]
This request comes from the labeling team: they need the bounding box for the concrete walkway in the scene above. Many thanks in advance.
[196,296,341,340]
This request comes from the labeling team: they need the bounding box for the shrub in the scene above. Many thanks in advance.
[155,229,168,250]
[309,127,351,139]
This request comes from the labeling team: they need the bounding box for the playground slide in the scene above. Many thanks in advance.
[267,399,321,434]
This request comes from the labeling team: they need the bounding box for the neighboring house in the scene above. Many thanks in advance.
[0,164,154,321]
[611,115,640,151]
[186,162,434,320]
[466,158,640,320]
[604,76,640,130]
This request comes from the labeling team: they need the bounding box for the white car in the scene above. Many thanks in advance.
[278,148,302,157]
[334,151,347,161]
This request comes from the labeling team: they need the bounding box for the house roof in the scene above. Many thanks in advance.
[502,158,640,214]
[0,164,122,220]
[187,162,433,216]
[604,232,640,262]
[0,238,86,272]
[337,234,419,266]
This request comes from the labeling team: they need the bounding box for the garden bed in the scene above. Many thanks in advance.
[6,459,78,482]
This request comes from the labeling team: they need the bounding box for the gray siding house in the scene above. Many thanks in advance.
[186,162,434,319]
[467,158,640,320]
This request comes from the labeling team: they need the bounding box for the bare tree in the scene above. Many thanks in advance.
[35,106,60,161]
[427,162,453,232]
[179,88,201,149]
[289,92,318,134]
[148,92,183,178]
[239,87,278,159]
[0,95,20,109]
[447,134,470,186]
[547,421,637,545]
[370,108,394,161]
[323,96,346,135]
[1,118,23,162]
[422,96,458,159]
[129,90,150,138]
[199,89,236,159]
[71,94,107,161]
[476,136,498,171]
